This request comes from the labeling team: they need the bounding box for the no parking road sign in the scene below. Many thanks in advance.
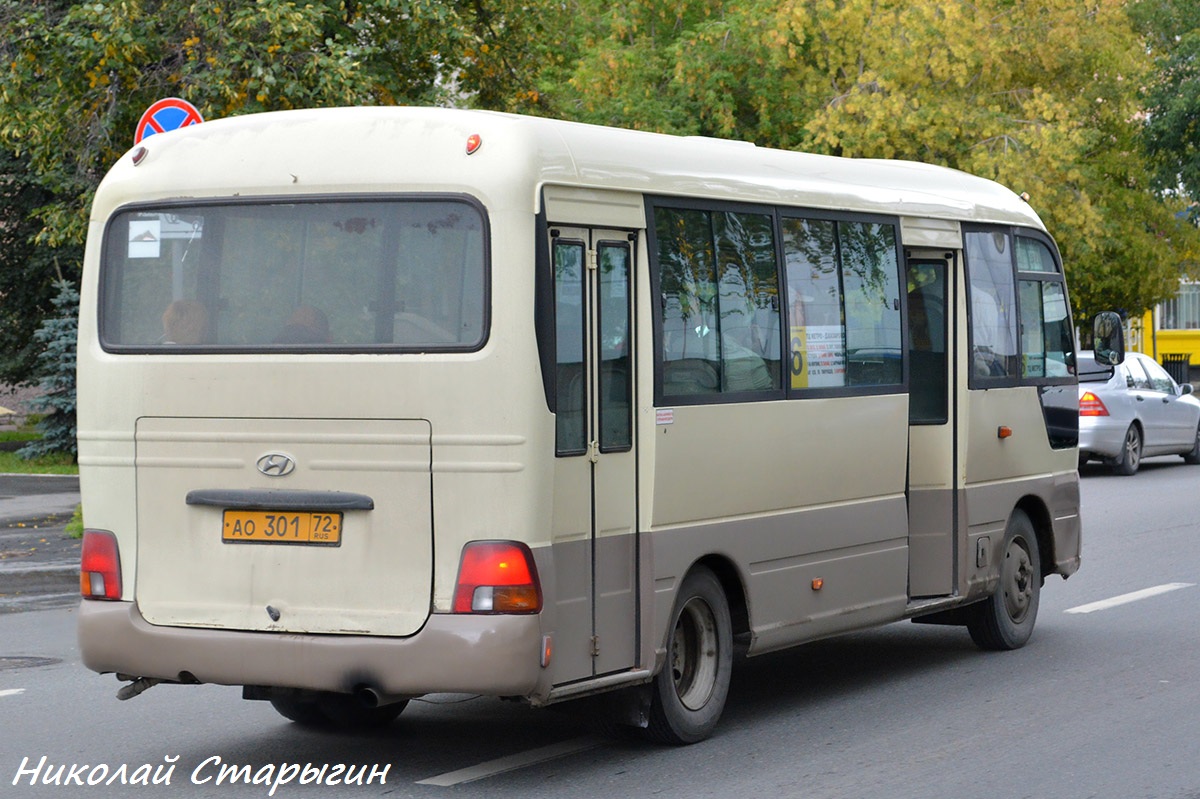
[134,97,204,144]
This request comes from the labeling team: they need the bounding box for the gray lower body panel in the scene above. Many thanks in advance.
[79,600,544,698]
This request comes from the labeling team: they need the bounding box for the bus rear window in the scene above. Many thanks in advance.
[100,198,488,351]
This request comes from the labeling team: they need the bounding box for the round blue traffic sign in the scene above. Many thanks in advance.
[135,98,204,144]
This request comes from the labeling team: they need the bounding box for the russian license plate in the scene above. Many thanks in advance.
[222,510,342,546]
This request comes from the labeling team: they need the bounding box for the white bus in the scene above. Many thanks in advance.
[77,107,1122,744]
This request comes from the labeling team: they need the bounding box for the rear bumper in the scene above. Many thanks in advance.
[1079,418,1126,459]
[78,600,544,698]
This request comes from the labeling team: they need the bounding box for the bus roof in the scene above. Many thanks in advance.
[101,106,1046,231]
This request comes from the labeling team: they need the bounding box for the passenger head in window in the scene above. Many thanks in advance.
[161,299,209,345]
[274,305,331,344]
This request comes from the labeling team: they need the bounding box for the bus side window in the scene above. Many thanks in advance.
[907,261,947,423]
[597,242,632,452]
[713,210,779,392]
[554,239,588,455]
[965,230,1019,381]
[1014,237,1074,379]
[656,208,722,396]
[783,218,845,390]
[840,221,902,386]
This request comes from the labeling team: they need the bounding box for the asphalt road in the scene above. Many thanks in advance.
[0,460,1197,798]
[0,474,80,613]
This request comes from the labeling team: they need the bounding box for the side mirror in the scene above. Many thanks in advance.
[1182,384,1194,396]
[1091,311,1125,367]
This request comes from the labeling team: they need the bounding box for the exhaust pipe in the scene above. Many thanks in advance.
[354,686,409,708]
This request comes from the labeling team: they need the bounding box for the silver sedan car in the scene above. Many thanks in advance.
[1078,350,1200,475]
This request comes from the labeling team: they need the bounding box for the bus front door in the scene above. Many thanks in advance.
[550,227,639,683]
[906,254,958,597]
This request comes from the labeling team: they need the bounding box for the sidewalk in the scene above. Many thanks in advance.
[0,473,81,612]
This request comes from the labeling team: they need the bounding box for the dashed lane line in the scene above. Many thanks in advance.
[0,689,26,698]
[1064,582,1195,615]
[416,737,604,786]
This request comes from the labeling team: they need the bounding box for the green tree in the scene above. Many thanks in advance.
[1137,0,1200,205]
[555,0,1200,323]
[0,0,547,383]
[0,147,81,385]
[0,0,473,250]
[18,280,79,459]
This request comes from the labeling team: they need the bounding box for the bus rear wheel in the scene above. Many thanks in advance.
[967,509,1041,651]
[644,566,732,745]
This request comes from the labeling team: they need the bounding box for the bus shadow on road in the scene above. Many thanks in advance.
[722,621,989,726]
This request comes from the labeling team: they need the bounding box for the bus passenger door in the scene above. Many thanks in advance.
[550,227,639,683]
[906,254,958,597]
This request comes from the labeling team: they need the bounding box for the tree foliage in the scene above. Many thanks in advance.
[551,0,1200,322]
[0,147,80,385]
[1138,0,1200,207]
[0,0,546,382]
[2,0,1198,331]
[0,0,478,248]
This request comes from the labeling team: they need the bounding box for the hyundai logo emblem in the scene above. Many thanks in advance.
[256,453,296,477]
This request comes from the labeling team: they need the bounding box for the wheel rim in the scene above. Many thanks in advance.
[1001,537,1035,624]
[1124,427,1141,470]
[670,597,719,711]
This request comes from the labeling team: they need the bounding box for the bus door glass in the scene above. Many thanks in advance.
[906,253,957,597]
[550,226,637,681]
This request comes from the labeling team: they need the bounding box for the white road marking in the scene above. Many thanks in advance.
[416,737,603,786]
[0,689,25,698]
[1064,583,1195,615]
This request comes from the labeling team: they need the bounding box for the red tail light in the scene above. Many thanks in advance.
[80,530,122,600]
[1079,391,1109,417]
[452,541,541,614]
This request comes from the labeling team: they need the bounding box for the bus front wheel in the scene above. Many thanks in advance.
[967,509,1041,651]
[644,566,733,745]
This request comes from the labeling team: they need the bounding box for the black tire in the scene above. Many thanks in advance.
[1113,424,1142,475]
[269,696,329,727]
[643,566,733,745]
[270,693,407,730]
[317,694,407,730]
[1183,422,1200,465]
[967,509,1041,651]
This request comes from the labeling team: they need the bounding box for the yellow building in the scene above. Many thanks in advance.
[1131,282,1200,384]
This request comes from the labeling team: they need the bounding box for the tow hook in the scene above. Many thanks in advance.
[116,677,162,701]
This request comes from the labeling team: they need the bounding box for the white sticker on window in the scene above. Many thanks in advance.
[128,220,161,259]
